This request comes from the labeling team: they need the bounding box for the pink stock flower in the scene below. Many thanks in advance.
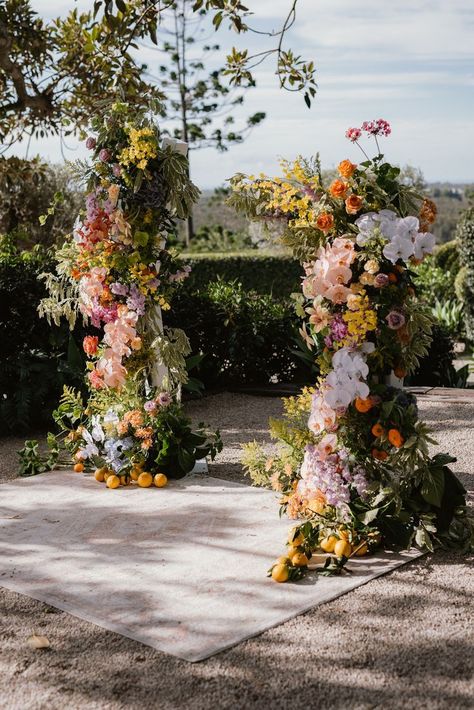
[88,369,105,389]
[345,127,362,142]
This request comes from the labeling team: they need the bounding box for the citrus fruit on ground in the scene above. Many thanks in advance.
[277,555,291,565]
[286,545,300,558]
[288,528,304,546]
[334,539,352,558]
[137,472,153,488]
[154,473,168,488]
[291,552,309,567]
[130,468,140,481]
[271,564,289,583]
[120,475,128,486]
[73,463,84,473]
[355,542,368,556]
[94,468,106,482]
[320,535,337,553]
[337,527,350,541]
[106,474,120,489]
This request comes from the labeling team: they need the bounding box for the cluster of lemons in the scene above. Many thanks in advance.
[73,462,167,490]
[270,526,371,583]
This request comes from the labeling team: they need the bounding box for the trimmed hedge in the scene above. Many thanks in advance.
[456,207,474,342]
[179,251,302,298]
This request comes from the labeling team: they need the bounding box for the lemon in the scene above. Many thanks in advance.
[130,469,140,481]
[137,472,153,488]
[320,535,337,553]
[338,527,350,541]
[106,474,120,489]
[334,539,352,558]
[291,552,309,567]
[271,564,289,583]
[154,473,168,488]
[276,555,291,565]
[355,542,368,556]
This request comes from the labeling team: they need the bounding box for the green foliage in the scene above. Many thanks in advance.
[18,435,60,476]
[0,157,83,248]
[0,238,88,433]
[185,225,255,253]
[431,299,465,340]
[412,258,455,304]
[433,239,460,273]
[456,206,474,342]
[406,324,467,388]
[180,251,302,298]
[165,278,313,388]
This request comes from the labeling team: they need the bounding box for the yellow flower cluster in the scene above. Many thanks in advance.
[282,386,316,418]
[342,294,377,344]
[119,127,157,170]
[129,262,159,295]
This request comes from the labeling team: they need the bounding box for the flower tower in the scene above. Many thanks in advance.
[230,120,472,582]
[40,103,221,486]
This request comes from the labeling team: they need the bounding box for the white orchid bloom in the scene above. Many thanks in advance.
[395,216,420,241]
[91,415,105,443]
[414,232,435,260]
[383,235,415,263]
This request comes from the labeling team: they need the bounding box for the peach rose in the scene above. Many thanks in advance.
[345,194,363,215]
[338,159,357,179]
[328,179,348,199]
[315,212,334,234]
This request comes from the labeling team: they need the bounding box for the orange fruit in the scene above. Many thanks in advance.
[73,463,84,473]
[276,555,291,565]
[137,472,153,488]
[154,473,168,488]
[291,552,309,567]
[288,528,304,546]
[371,423,385,438]
[286,545,300,558]
[338,527,351,541]
[320,535,337,553]
[94,468,106,482]
[334,540,352,558]
[355,542,368,556]
[271,564,289,583]
[106,474,120,489]
[354,397,373,413]
[130,468,140,481]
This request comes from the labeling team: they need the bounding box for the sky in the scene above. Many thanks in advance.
[8,0,474,186]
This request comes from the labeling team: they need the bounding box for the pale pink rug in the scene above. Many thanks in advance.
[0,471,422,661]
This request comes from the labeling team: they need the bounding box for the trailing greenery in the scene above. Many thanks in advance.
[179,251,302,298]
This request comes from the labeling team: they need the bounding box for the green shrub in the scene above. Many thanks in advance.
[455,266,468,303]
[185,225,256,253]
[406,324,467,388]
[179,251,302,298]
[412,259,454,304]
[456,206,474,342]
[0,236,88,433]
[433,239,460,274]
[165,279,313,388]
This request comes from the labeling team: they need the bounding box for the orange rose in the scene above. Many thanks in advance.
[83,335,99,356]
[345,194,363,215]
[388,429,404,448]
[371,423,385,438]
[338,159,357,179]
[355,397,373,413]
[315,212,334,234]
[329,179,348,199]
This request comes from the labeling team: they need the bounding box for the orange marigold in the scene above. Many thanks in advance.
[388,429,404,448]
[355,397,373,413]
[371,423,385,438]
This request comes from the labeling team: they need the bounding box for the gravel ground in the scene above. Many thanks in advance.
[0,392,473,710]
